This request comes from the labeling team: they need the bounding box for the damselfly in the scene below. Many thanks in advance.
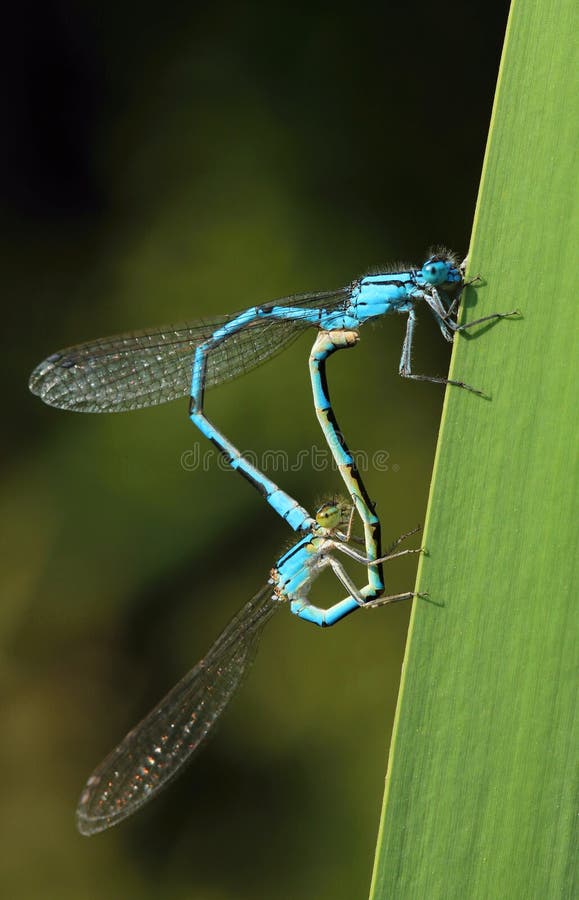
[76,501,421,835]
[29,252,517,533]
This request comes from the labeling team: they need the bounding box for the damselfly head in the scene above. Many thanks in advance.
[421,250,462,288]
[314,497,350,532]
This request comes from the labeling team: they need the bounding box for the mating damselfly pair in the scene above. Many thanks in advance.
[29,251,516,833]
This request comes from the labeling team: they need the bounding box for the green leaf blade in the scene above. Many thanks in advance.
[369,0,578,896]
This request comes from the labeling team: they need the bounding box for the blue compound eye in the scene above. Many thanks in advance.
[422,258,450,285]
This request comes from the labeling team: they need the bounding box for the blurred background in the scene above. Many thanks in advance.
[2,2,509,898]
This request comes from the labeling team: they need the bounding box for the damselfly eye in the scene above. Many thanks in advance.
[422,258,450,285]
[315,502,342,530]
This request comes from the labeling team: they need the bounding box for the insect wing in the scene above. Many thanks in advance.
[77,586,279,834]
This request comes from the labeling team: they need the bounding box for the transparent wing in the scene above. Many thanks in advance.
[76,585,280,835]
[29,288,350,413]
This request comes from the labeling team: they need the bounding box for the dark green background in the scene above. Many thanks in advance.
[2,3,508,898]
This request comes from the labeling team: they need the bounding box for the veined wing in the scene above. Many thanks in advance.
[29,288,350,413]
[77,585,280,835]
